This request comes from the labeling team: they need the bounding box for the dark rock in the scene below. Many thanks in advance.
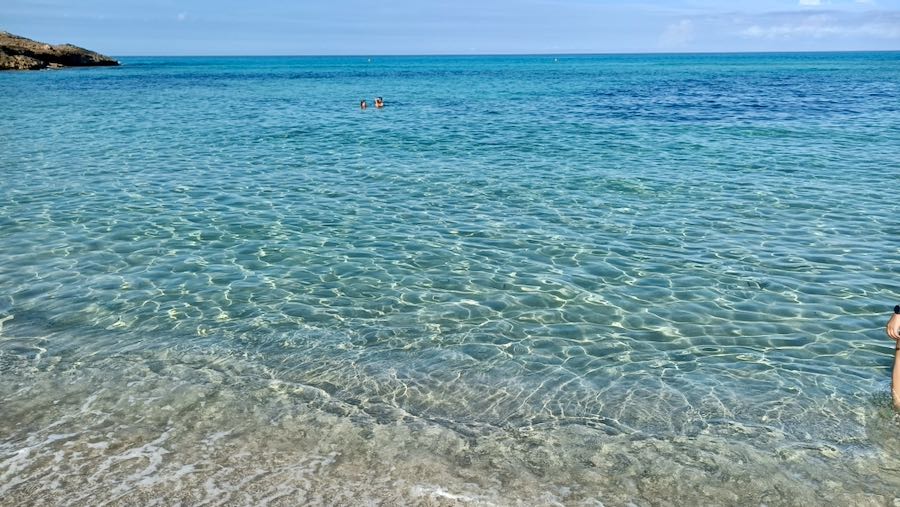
[0,31,119,71]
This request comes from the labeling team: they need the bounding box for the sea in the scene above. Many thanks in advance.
[2,53,900,506]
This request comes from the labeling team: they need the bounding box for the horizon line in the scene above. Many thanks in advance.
[112,48,900,58]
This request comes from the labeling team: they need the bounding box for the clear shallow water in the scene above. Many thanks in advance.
[2,53,900,505]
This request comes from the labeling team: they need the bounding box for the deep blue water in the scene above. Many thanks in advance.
[2,53,900,505]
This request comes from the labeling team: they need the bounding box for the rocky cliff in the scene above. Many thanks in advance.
[0,31,119,70]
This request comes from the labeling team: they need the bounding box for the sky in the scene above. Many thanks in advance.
[2,0,900,55]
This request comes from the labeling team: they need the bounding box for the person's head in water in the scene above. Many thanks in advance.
[374,97,384,108]
[360,99,367,109]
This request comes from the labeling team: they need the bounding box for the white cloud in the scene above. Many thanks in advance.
[659,19,695,48]
[740,11,900,39]
[799,0,822,6]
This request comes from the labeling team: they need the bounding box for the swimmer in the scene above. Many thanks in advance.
[374,97,384,108]
[360,99,367,110]
[887,305,900,408]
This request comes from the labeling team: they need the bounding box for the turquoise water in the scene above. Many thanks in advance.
[2,53,900,505]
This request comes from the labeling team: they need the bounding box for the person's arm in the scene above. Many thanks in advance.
[893,347,900,409]
[887,308,900,409]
